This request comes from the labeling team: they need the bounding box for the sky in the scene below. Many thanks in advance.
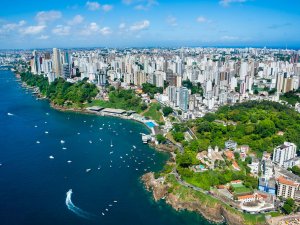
[0,0,300,49]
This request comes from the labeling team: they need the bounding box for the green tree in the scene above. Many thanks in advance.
[162,106,173,117]
[156,134,166,144]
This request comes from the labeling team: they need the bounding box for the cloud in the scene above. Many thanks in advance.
[267,22,291,29]
[219,0,247,7]
[130,20,150,31]
[86,1,101,11]
[99,27,112,35]
[80,22,111,36]
[134,0,158,10]
[166,16,177,27]
[2,20,26,32]
[52,25,71,36]
[220,35,239,40]
[102,4,113,11]
[36,11,62,24]
[37,35,49,40]
[119,23,126,29]
[68,15,84,25]
[20,25,46,35]
[196,16,208,23]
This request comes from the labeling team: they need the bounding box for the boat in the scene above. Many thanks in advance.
[7,112,13,116]
[110,140,113,147]
[60,140,65,144]
[132,145,136,149]
[49,155,54,159]
[36,141,40,144]
[67,160,72,163]
[86,168,91,173]
[109,151,113,154]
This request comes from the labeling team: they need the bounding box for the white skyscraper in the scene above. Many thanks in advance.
[52,48,62,77]
[273,142,297,168]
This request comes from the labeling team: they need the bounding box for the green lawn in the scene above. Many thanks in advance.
[88,89,144,112]
[233,186,252,195]
[143,103,163,123]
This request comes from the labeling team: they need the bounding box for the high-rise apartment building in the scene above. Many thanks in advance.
[53,48,62,77]
[273,142,297,168]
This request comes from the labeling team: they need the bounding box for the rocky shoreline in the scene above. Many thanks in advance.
[141,172,263,225]
[18,75,262,225]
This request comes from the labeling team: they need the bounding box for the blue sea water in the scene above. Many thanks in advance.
[0,69,215,225]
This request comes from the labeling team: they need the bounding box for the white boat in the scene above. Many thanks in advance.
[113,200,117,203]
[45,131,49,134]
[109,151,114,154]
[67,160,72,163]
[110,140,113,147]
[132,145,136,149]
[7,112,13,116]
[62,147,67,150]
[60,140,65,144]
[102,213,105,216]
[89,140,92,144]
[36,141,40,144]
[86,168,91,173]
[49,155,54,159]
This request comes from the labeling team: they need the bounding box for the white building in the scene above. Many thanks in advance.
[273,142,297,169]
[277,176,299,199]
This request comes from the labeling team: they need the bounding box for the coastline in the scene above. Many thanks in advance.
[141,172,266,225]
[17,73,262,225]
[18,75,156,135]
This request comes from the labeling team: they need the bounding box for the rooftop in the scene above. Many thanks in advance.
[278,176,298,187]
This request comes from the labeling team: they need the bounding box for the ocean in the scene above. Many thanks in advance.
[0,69,215,225]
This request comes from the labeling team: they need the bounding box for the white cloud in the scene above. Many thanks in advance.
[119,23,126,29]
[2,20,26,31]
[36,11,62,24]
[99,27,112,35]
[52,25,71,36]
[197,16,207,23]
[134,0,158,10]
[80,22,112,36]
[130,20,150,31]
[68,15,84,25]
[37,35,49,40]
[219,0,247,7]
[102,4,113,12]
[166,16,177,27]
[86,1,101,11]
[221,35,239,40]
[20,25,46,35]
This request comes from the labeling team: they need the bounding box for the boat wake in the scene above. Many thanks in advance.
[65,189,94,219]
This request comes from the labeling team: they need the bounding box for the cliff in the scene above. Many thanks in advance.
[142,173,266,225]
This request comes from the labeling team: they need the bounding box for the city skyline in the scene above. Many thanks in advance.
[1,0,300,49]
